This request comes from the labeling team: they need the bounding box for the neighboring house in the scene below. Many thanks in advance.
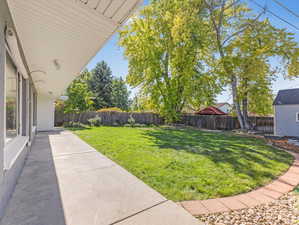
[0,0,140,218]
[273,88,299,137]
[215,102,231,114]
[195,106,227,115]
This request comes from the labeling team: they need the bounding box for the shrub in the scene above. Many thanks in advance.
[135,123,147,127]
[88,116,102,127]
[97,107,122,112]
[55,99,65,113]
[63,121,72,127]
[127,114,135,127]
[124,123,147,128]
[112,122,119,126]
[63,121,84,128]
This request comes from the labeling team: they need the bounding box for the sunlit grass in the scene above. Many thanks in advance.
[73,126,293,201]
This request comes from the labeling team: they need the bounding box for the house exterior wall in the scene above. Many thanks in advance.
[275,104,299,137]
[0,7,6,189]
[219,104,230,114]
[37,95,55,131]
[0,2,36,218]
[0,0,142,220]
[0,145,30,218]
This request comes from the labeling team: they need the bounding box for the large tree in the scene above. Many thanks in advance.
[111,77,130,111]
[130,93,154,112]
[88,61,113,109]
[119,0,213,122]
[204,0,299,129]
[186,63,223,111]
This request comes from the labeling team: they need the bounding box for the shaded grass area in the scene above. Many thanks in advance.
[73,126,293,201]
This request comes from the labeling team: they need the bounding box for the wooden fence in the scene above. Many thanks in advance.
[55,111,164,126]
[55,111,274,133]
[179,114,274,133]
[179,114,239,130]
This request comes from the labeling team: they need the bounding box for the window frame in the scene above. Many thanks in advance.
[5,52,20,144]
[32,90,37,127]
[21,76,28,136]
[17,71,21,135]
[4,48,29,169]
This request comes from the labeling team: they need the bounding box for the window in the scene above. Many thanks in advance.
[28,84,37,140]
[28,84,32,139]
[33,91,37,126]
[296,113,299,122]
[21,76,27,136]
[5,54,19,143]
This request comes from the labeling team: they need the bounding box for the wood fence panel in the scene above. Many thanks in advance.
[55,111,273,133]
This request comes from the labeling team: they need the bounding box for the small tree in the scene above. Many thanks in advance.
[88,61,113,109]
[64,72,94,124]
[111,77,130,111]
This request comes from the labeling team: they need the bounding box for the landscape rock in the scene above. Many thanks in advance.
[198,193,299,225]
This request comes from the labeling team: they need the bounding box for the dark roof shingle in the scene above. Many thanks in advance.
[273,88,299,105]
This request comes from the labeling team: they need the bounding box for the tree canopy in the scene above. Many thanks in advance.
[111,77,131,111]
[204,0,299,129]
[64,70,94,115]
[63,61,131,114]
[120,0,299,127]
[88,61,113,109]
[119,0,219,122]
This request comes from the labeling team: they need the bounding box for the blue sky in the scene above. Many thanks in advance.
[86,0,299,103]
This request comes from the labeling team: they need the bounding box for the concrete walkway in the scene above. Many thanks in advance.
[179,150,299,216]
[0,131,203,225]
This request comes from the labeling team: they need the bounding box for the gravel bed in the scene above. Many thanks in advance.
[198,193,299,225]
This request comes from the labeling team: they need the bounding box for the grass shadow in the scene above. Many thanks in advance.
[142,127,293,182]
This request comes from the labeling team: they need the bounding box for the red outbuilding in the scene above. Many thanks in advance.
[195,106,227,115]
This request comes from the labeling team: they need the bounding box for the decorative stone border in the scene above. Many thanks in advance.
[178,150,299,216]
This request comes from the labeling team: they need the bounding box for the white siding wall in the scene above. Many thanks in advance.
[219,105,230,114]
[0,7,29,218]
[0,8,5,187]
[0,2,37,218]
[275,104,299,137]
[37,95,55,131]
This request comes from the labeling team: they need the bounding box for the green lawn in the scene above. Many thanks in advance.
[73,126,293,201]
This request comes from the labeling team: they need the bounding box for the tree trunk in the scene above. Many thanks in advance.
[241,78,251,130]
[231,75,246,130]
[242,96,251,130]
[208,3,248,131]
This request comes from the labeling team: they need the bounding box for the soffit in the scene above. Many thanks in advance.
[7,0,141,98]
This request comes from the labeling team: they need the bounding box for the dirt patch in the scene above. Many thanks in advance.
[266,137,299,153]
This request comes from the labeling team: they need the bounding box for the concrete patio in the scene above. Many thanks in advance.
[0,130,202,225]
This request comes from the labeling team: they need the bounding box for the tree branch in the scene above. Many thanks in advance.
[221,10,265,47]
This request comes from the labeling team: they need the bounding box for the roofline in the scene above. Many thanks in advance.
[77,0,143,76]
[277,88,299,92]
[274,104,299,106]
